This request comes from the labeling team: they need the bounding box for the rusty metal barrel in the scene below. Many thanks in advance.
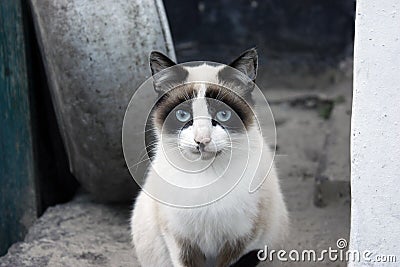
[29,0,176,202]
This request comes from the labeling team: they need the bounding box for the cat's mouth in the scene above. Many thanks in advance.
[191,149,221,160]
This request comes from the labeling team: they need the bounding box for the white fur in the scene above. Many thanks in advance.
[192,84,212,146]
[185,63,224,83]
[131,65,288,267]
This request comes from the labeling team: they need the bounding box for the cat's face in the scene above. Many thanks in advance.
[149,49,258,162]
[153,82,254,161]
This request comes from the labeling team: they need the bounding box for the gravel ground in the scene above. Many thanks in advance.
[0,66,352,267]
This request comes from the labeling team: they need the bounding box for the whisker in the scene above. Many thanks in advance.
[127,156,153,169]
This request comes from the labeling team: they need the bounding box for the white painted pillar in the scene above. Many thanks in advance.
[350,0,400,266]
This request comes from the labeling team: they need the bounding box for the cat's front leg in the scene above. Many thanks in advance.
[162,230,206,267]
[131,192,173,266]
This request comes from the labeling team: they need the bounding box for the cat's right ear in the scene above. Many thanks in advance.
[150,51,176,75]
[149,51,188,93]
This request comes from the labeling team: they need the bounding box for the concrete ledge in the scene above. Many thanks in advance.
[0,193,136,267]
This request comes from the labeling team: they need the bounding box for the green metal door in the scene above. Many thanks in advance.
[0,0,37,256]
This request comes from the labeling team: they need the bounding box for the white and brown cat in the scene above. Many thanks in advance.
[131,48,288,267]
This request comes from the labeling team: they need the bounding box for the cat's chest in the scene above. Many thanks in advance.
[160,189,259,255]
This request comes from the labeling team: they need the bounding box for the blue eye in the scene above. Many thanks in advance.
[216,110,232,122]
[176,109,191,122]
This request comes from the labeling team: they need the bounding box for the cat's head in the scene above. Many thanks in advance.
[149,48,258,162]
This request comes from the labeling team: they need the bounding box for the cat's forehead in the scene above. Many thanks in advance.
[184,63,225,84]
[157,82,246,107]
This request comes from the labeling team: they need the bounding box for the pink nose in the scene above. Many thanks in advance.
[194,137,211,144]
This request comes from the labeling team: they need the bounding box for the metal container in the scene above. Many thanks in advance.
[29,0,176,202]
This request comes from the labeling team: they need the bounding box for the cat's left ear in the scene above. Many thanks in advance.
[229,48,258,82]
[218,48,258,95]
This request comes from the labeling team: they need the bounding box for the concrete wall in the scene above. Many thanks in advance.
[350,0,400,266]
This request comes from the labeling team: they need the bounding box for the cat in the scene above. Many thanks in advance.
[130,48,289,267]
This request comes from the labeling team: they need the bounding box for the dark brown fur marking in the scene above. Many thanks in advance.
[216,238,249,267]
[153,84,197,130]
[178,238,206,267]
[205,84,255,129]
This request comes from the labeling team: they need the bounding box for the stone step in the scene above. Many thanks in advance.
[0,193,137,267]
